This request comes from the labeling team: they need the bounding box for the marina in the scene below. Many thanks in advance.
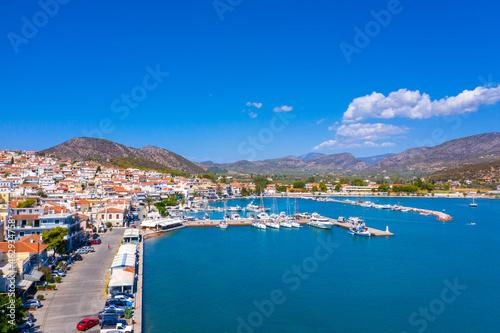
[182,216,394,236]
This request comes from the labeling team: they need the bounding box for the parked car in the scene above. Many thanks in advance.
[98,308,125,319]
[90,239,101,245]
[103,305,126,312]
[76,318,99,331]
[101,316,118,327]
[23,299,41,309]
[112,294,133,303]
[105,298,127,307]
[92,234,100,239]
[112,292,134,299]
[75,248,88,254]
[72,254,83,261]
[81,246,95,252]
[130,225,137,228]
[101,320,133,333]
[16,319,34,329]
[52,270,66,277]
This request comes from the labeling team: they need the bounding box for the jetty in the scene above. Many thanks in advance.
[183,217,394,236]
[319,198,453,222]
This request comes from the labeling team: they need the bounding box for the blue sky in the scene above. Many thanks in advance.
[1,0,500,163]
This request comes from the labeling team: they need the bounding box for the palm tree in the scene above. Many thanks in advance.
[143,197,154,212]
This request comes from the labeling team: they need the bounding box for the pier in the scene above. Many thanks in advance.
[183,217,394,236]
[319,198,453,222]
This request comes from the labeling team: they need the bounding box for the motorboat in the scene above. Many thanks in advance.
[228,205,242,212]
[219,221,228,229]
[308,214,332,230]
[257,212,270,219]
[231,213,241,220]
[280,220,292,228]
[337,216,346,223]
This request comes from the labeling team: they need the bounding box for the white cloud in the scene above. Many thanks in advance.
[313,122,406,151]
[343,86,500,123]
[274,105,293,112]
[316,118,326,125]
[313,140,395,150]
[328,121,339,130]
[336,123,409,141]
[249,112,258,118]
[246,102,262,108]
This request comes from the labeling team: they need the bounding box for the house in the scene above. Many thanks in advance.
[97,207,126,227]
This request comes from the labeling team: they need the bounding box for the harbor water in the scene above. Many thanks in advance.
[143,197,500,332]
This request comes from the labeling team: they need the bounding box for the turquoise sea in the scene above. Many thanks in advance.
[143,197,500,332]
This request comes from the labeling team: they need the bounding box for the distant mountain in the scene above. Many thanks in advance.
[298,152,325,162]
[358,153,395,165]
[43,137,205,174]
[431,160,500,181]
[371,133,500,172]
[204,153,369,173]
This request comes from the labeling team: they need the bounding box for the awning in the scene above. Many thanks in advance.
[24,270,44,282]
[111,253,136,268]
[15,279,33,291]
[108,268,134,287]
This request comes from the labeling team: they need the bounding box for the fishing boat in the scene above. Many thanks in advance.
[470,196,478,207]
[348,217,371,237]
[231,213,241,220]
[228,205,242,212]
[219,221,228,229]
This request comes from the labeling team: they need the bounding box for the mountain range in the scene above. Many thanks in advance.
[43,133,500,176]
[43,137,205,174]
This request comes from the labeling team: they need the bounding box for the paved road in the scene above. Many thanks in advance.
[31,229,124,333]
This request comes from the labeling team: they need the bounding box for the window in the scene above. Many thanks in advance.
[109,214,112,220]
[116,214,119,219]
[101,214,104,219]
[19,232,24,237]
[55,220,59,224]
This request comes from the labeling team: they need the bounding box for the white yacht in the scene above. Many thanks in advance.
[257,212,270,219]
[251,220,266,230]
[219,221,228,229]
[280,220,292,228]
[308,213,332,230]
[265,220,280,229]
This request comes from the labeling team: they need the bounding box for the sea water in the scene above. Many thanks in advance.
[143,197,500,332]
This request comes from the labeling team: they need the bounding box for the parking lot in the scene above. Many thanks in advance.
[30,229,124,332]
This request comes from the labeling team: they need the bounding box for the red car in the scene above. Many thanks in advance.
[90,239,101,245]
[76,318,99,330]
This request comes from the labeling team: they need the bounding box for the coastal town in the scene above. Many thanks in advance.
[0,149,497,331]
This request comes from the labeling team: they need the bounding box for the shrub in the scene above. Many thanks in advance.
[37,285,44,291]
[58,262,64,268]
[37,295,44,300]
[45,274,54,283]
[46,284,56,290]
[54,276,62,283]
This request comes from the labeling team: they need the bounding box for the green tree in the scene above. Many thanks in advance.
[319,182,327,192]
[17,198,36,208]
[378,184,390,192]
[311,185,319,192]
[335,183,342,191]
[307,176,315,183]
[96,165,101,173]
[8,157,14,165]
[143,197,154,212]
[181,198,185,206]
[0,294,28,331]
[276,185,287,192]
[42,227,68,255]
[59,163,67,168]
[293,181,306,189]
[105,222,113,228]
[37,189,48,198]
[351,178,364,186]
[253,176,269,194]
[443,184,451,191]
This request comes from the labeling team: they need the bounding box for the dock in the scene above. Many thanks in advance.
[319,198,453,222]
[183,217,393,236]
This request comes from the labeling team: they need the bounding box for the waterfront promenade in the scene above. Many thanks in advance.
[33,229,123,332]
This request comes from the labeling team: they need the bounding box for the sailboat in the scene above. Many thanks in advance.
[470,196,478,207]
